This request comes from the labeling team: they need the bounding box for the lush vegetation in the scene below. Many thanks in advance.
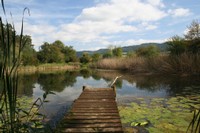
[0,25,78,67]
[37,40,77,64]
[0,0,199,132]
[93,20,200,75]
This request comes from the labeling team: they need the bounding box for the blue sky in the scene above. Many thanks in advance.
[2,0,200,51]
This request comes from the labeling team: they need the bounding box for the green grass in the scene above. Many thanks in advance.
[18,63,80,73]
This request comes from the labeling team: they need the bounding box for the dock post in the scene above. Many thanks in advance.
[82,86,86,91]
[111,85,116,97]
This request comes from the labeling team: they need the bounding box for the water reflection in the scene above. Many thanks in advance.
[14,70,200,118]
[37,71,78,92]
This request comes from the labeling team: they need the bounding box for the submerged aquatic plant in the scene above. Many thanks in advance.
[119,95,200,133]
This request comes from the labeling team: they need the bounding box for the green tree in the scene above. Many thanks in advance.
[49,45,65,63]
[103,51,112,58]
[188,39,200,54]
[91,53,101,62]
[167,35,187,55]
[0,23,38,66]
[21,35,39,65]
[37,42,65,63]
[184,20,200,54]
[37,42,50,63]
[136,45,160,57]
[37,40,78,63]
[63,46,77,63]
[184,20,200,40]
[113,47,122,57]
[52,40,65,52]
[80,52,91,64]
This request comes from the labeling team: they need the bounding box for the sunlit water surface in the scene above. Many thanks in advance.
[16,70,200,123]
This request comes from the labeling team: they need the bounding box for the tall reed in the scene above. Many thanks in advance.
[0,1,50,132]
[187,109,200,133]
[0,1,27,132]
[93,53,200,75]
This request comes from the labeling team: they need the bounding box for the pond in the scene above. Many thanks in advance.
[12,70,200,132]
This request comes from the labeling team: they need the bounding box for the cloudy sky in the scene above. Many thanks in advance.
[2,0,200,51]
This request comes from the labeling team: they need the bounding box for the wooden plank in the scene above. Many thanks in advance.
[70,109,118,113]
[62,119,122,124]
[68,112,120,116]
[61,127,123,133]
[72,105,117,108]
[65,115,120,119]
[62,123,122,128]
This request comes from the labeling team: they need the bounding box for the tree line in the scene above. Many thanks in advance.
[1,20,199,66]
[0,23,125,65]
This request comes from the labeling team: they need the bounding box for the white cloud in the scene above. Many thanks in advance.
[146,25,157,30]
[50,0,167,47]
[8,0,174,51]
[57,21,137,41]
[15,22,58,49]
[141,22,158,30]
[147,0,165,8]
[168,8,191,17]
[77,0,167,22]
[24,23,56,35]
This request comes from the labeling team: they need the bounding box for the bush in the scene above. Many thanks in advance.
[167,36,187,55]
[80,52,91,64]
[135,45,160,57]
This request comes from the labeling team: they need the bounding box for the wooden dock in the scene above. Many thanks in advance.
[57,86,123,133]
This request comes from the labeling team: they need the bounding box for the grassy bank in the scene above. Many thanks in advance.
[18,63,80,72]
[92,53,200,75]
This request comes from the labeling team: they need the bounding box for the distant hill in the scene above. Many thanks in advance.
[76,42,168,57]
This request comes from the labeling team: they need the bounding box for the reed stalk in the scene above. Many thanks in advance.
[0,0,40,132]
[93,53,200,75]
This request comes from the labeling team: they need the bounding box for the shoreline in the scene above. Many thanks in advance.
[94,68,200,77]
[17,64,200,77]
[18,64,80,73]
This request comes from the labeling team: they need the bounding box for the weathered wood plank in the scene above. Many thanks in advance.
[62,119,122,124]
[61,127,123,133]
[62,123,122,128]
[65,115,121,119]
[70,109,119,113]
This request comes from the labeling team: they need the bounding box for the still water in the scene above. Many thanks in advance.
[16,69,200,120]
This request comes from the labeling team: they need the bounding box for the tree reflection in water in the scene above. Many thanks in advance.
[37,71,78,92]
[14,70,200,99]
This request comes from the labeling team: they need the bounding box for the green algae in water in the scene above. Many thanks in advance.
[119,96,198,133]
